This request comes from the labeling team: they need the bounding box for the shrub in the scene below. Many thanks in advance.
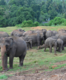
[45,17,66,26]
[61,20,66,26]
[33,21,39,26]
[53,17,65,25]
[16,20,40,27]
[21,20,33,27]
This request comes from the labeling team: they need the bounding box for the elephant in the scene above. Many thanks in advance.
[23,33,41,48]
[0,31,9,38]
[52,30,58,35]
[23,30,34,37]
[34,29,47,44]
[11,29,25,37]
[58,29,66,33]
[55,33,66,49]
[57,38,63,52]
[21,36,32,49]
[0,36,27,71]
[44,37,57,54]
[45,30,58,39]
[38,37,63,53]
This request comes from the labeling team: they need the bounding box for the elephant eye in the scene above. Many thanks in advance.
[6,40,10,43]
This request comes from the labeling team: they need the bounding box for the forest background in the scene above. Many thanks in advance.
[0,0,66,27]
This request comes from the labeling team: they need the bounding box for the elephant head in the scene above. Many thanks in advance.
[0,37,13,70]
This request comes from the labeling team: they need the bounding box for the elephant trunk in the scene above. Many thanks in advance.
[1,45,7,70]
[38,44,45,49]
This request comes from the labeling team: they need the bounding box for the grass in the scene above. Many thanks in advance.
[0,25,66,34]
[0,25,66,79]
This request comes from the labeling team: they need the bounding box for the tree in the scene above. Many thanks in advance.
[0,0,6,5]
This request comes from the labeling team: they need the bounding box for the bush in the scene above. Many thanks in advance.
[21,20,33,27]
[61,20,66,26]
[33,21,39,26]
[16,20,40,27]
[53,17,65,25]
[45,17,66,26]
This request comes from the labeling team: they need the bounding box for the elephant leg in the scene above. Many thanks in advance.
[19,56,25,66]
[54,46,56,54]
[37,36,40,47]
[44,46,46,52]
[30,40,32,49]
[37,40,40,47]
[9,49,16,69]
[19,53,26,66]
[49,45,52,53]
[59,45,62,52]
[9,57,14,69]
[62,45,64,50]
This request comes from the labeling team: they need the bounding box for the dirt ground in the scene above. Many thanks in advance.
[31,26,42,30]
[1,52,66,80]
[5,60,66,80]
[7,67,66,80]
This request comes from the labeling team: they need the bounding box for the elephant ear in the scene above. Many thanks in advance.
[5,37,13,46]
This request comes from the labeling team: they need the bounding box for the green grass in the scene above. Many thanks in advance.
[0,75,8,79]
[0,26,66,79]
[0,25,66,34]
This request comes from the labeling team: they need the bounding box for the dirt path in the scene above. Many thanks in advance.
[0,60,66,80]
[7,68,66,80]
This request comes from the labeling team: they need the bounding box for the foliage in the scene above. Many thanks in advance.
[33,21,39,26]
[0,75,8,79]
[21,20,33,27]
[45,17,66,26]
[0,0,66,27]
[17,20,40,27]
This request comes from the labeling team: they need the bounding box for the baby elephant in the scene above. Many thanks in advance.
[57,38,63,52]
[44,38,63,53]
[44,38,57,54]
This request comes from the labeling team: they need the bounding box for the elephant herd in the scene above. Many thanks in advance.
[0,28,66,71]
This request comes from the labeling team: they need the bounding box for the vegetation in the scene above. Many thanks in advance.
[44,17,66,26]
[0,0,66,27]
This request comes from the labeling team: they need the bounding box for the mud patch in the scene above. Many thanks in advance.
[55,60,66,65]
[7,68,66,80]
[28,49,38,52]
[31,26,42,30]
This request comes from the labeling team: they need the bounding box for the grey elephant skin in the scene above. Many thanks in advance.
[22,29,47,48]
[0,37,27,71]
[45,30,58,39]
[38,37,63,53]
[11,29,25,37]
[0,31,9,37]
[44,37,57,53]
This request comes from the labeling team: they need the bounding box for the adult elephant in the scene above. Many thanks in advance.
[21,36,32,49]
[23,30,34,37]
[58,29,66,33]
[45,30,58,39]
[55,33,66,49]
[23,33,41,48]
[0,36,27,71]
[0,31,9,37]
[11,29,25,37]
[34,29,47,44]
